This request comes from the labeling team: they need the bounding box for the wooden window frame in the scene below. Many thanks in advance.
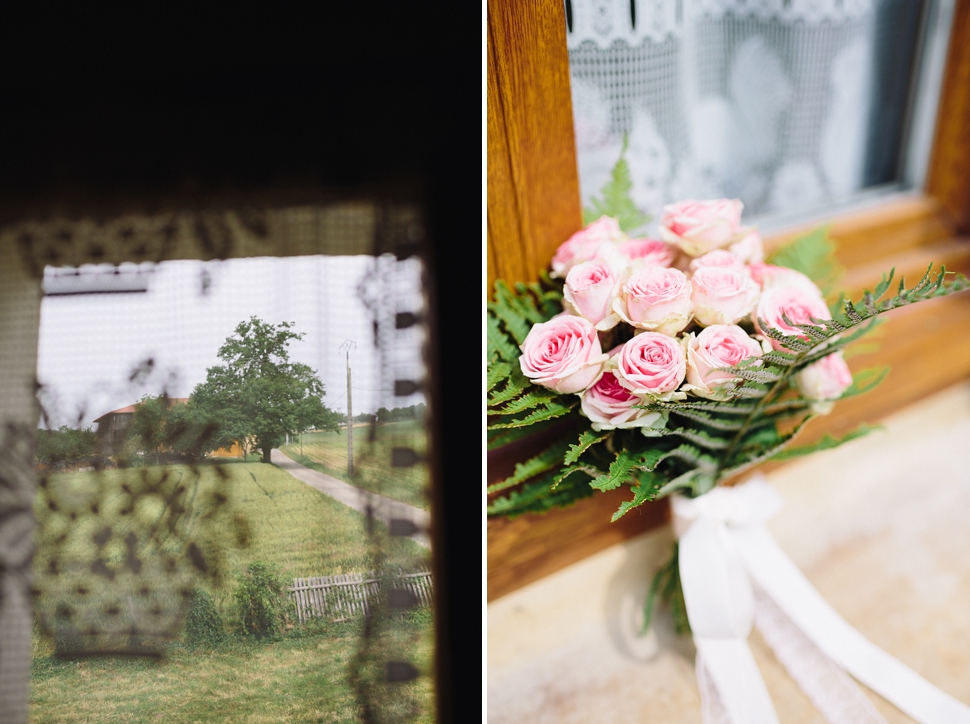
[486,0,970,602]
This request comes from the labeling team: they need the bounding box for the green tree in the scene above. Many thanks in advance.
[191,317,341,463]
[128,394,170,464]
[36,426,97,464]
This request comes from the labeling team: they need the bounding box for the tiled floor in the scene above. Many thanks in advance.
[487,381,970,723]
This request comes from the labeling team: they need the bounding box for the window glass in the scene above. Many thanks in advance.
[31,252,435,722]
[566,0,926,222]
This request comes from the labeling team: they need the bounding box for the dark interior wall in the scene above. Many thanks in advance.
[1,7,480,722]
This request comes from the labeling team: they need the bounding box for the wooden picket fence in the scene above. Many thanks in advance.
[289,570,433,624]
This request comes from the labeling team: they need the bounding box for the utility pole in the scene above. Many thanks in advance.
[339,340,356,476]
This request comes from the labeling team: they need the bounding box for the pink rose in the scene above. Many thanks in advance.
[690,267,760,326]
[684,324,765,398]
[659,199,744,257]
[518,315,608,394]
[796,352,853,414]
[550,216,627,278]
[754,286,832,350]
[613,332,686,399]
[580,370,663,430]
[748,263,824,298]
[728,228,765,264]
[613,266,693,336]
[563,260,625,330]
[689,248,748,274]
[608,238,675,270]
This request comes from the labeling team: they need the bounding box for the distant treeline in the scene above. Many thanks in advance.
[36,426,98,464]
[351,403,427,424]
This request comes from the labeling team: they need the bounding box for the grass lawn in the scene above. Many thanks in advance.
[31,462,433,722]
[280,420,430,510]
[30,612,434,724]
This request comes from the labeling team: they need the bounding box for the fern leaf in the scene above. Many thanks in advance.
[489,387,559,416]
[582,135,651,234]
[766,227,844,295]
[552,464,600,489]
[487,361,513,393]
[721,416,814,478]
[487,468,595,518]
[667,407,746,431]
[487,418,564,451]
[591,450,639,492]
[564,429,610,465]
[640,426,731,450]
[487,314,519,363]
[486,440,572,494]
[769,424,881,462]
[487,399,579,429]
[611,470,664,521]
[836,366,890,400]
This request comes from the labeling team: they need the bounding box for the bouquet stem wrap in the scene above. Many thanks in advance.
[672,476,970,724]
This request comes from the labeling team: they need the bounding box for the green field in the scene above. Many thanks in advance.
[31,613,433,724]
[280,420,430,510]
[30,462,433,723]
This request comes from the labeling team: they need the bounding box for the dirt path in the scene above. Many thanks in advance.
[271,449,430,548]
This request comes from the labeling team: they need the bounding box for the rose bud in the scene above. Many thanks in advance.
[613,266,693,336]
[551,216,627,278]
[690,266,760,326]
[609,237,676,271]
[519,315,609,394]
[659,198,744,257]
[683,324,765,398]
[613,332,687,399]
[563,260,625,330]
[795,351,853,414]
[580,369,663,430]
[689,248,748,274]
[728,228,765,264]
[754,286,832,350]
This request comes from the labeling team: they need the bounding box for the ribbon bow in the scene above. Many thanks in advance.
[672,475,970,724]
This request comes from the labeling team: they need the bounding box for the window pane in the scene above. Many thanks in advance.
[566,0,925,220]
[31,250,435,721]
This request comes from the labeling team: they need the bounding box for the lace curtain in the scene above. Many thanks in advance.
[566,0,923,222]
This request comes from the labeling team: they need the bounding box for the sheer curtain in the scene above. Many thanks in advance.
[566,0,923,222]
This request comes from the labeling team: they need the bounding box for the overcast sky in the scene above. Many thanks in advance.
[36,255,426,429]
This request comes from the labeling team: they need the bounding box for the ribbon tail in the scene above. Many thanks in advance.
[735,526,970,724]
[752,582,889,724]
[696,651,731,724]
[694,637,780,724]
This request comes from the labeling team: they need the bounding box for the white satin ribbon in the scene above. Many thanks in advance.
[672,474,970,724]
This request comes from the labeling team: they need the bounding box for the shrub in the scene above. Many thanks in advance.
[184,588,226,648]
[233,561,289,640]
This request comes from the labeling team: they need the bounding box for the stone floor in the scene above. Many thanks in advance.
[487,380,970,723]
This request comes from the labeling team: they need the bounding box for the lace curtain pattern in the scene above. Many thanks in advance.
[567,0,923,222]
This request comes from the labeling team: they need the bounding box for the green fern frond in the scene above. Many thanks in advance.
[486,440,574,494]
[640,426,731,450]
[767,227,844,296]
[582,135,651,234]
[564,429,611,464]
[551,464,601,490]
[611,469,665,521]
[768,423,882,462]
[487,398,579,429]
[591,450,640,491]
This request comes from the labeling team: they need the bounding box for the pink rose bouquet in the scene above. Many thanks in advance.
[489,184,969,520]
[488,156,970,715]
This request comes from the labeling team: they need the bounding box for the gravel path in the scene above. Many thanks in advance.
[270,448,430,548]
